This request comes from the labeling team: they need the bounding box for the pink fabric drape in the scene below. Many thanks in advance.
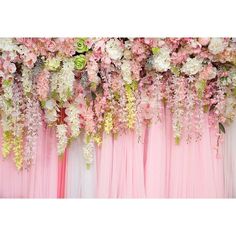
[57,152,67,198]
[0,125,58,198]
[95,113,227,198]
[0,113,228,198]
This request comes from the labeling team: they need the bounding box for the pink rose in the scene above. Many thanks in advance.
[45,40,57,52]
[198,38,210,46]
[24,52,37,68]
[7,63,16,74]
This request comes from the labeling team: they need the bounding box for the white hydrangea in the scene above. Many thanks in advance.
[121,60,132,84]
[56,124,68,156]
[181,58,203,75]
[65,104,80,138]
[152,48,171,72]
[0,38,18,52]
[208,38,228,55]
[105,39,123,60]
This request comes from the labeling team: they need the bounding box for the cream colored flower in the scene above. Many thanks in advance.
[121,60,132,84]
[181,58,203,75]
[152,48,171,72]
[208,38,228,55]
[105,39,123,60]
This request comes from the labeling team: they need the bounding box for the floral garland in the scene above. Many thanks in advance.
[1,37,236,170]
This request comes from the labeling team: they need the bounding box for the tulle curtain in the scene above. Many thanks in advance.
[65,135,96,198]
[0,116,236,198]
[0,124,58,198]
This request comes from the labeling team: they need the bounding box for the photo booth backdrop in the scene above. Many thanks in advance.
[0,38,236,198]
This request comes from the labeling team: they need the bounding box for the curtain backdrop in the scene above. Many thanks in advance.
[0,114,235,198]
[0,124,58,198]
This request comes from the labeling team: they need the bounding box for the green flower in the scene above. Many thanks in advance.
[74,55,86,70]
[151,47,160,55]
[76,38,89,53]
[45,58,61,72]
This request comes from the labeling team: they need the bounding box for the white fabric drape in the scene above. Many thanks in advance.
[224,120,236,198]
[65,135,96,198]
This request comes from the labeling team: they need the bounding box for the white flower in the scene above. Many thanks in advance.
[181,58,203,75]
[51,59,75,103]
[208,66,217,80]
[56,124,68,155]
[44,99,58,123]
[83,139,95,168]
[21,66,33,95]
[45,99,56,110]
[121,60,132,84]
[0,38,18,51]
[65,104,80,138]
[152,48,171,72]
[208,38,228,55]
[105,39,123,60]
[45,109,57,123]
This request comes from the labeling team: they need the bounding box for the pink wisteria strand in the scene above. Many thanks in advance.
[0,37,236,170]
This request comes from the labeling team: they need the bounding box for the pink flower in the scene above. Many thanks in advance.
[131,40,146,55]
[45,40,57,52]
[36,69,50,100]
[199,64,217,80]
[198,38,210,46]
[171,51,187,64]
[24,52,37,68]
[7,63,16,74]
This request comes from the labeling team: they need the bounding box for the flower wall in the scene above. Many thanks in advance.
[0,38,236,171]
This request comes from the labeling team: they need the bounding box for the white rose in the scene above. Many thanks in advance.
[121,60,132,84]
[208,38,228,55]
[152,48,171,72]
[105,39,123,60]
[181,58,203,75]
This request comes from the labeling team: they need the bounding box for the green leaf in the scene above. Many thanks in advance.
[219,122,225,134]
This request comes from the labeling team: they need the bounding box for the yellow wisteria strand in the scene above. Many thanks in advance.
[1,78,14,158]
[11,78,25,170]
[104,111,113,134]
[13,136,24,170]
[2,130,13,158]
[93,133,102,146]
[125,82,137,129]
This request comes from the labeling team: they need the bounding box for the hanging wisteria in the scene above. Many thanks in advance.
[0,37,236,170]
